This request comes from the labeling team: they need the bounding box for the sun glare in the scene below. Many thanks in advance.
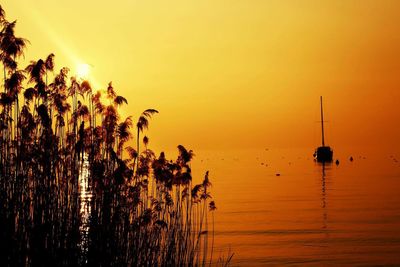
[76,63,90,79]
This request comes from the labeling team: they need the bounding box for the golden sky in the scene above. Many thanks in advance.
[3,0,400,153]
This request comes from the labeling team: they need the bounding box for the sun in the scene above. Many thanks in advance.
[76,63,90,79]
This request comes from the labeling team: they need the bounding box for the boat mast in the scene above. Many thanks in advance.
[320,96,325,147]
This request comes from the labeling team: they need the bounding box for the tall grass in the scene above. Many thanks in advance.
[0,6,229,266]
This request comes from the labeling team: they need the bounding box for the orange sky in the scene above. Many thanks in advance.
[2,0,400,153]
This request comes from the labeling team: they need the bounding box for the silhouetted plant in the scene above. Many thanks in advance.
[0,5,227,267]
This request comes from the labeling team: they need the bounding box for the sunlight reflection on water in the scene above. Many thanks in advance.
[79,156,92,262]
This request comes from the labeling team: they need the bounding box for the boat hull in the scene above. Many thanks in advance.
[315,146,333,162]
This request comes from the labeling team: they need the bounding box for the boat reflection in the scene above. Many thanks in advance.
[319,162,331,235]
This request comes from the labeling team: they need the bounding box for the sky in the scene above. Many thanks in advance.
[2,0,400,154]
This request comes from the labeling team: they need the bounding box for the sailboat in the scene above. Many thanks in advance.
[314,96,333,162]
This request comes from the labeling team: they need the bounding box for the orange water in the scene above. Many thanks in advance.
[191,147,400,266]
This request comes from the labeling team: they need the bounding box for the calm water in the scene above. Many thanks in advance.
[192,147,400,266]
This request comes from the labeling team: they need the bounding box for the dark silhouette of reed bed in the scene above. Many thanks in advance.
[0,6,230,266]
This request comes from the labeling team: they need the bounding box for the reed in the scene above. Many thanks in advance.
[0,6,230,266]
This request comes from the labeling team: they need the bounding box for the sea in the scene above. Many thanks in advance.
[190,147,400,266]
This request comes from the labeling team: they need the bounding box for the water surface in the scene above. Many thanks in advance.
[192,147,400,266]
